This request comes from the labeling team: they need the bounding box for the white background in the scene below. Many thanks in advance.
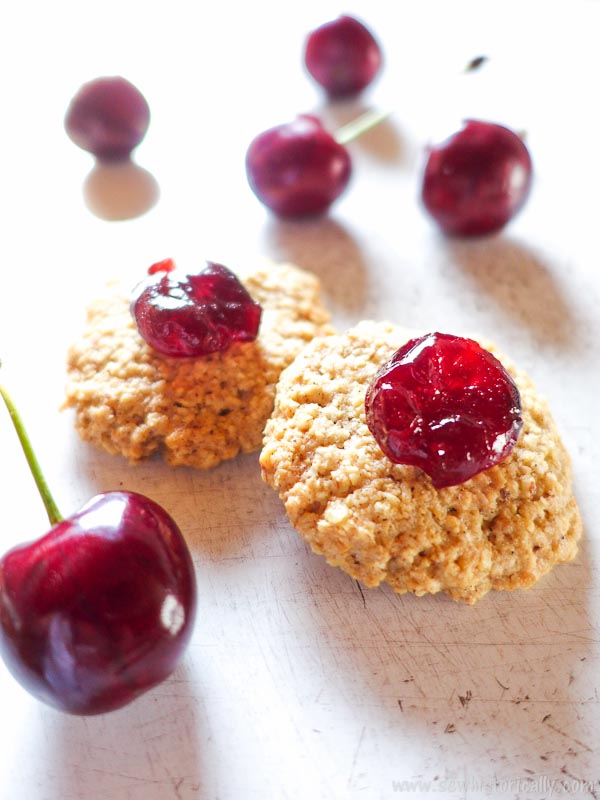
[1,2,599,798]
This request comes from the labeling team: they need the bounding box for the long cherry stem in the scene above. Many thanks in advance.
[0,377,63,526]
[334,108,392,146]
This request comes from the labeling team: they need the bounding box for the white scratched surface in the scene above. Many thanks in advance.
[1,2,599,799]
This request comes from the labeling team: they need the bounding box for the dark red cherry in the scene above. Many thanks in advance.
[304,15,383,97]
[421,120,533,236]
[0,492,196,715]
[131,260,262,358]
[245,114,352,218]
[365,333,523,488]
[64,76,150,161]
[0,384,196,715]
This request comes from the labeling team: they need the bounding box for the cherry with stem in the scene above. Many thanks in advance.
[0,372,197,715]
[245,107,391,218]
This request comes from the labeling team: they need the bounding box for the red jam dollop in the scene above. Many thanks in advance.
[131,260,262,358]
[365,332,523,487]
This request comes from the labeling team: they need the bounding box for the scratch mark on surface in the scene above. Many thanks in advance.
[495,677,509,691]
[172,777,185,799]
[88,769,162,783]
[136,709,190,729]
[355,580,366,609]
[561,767,599,799]
[544,630,600,644]
[444,723,456,734]
[544,719,593,752]
[513,694,530,705]
[397,699,403,712]
[347,726,367,788]
[458,689,472,708]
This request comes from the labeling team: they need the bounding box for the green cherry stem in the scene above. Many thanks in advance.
[335,56,484,147]
[334,108,392,146]
[0,375,63,526]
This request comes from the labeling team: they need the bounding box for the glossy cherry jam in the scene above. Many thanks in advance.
[421,120,533,236]
[64,76,150,161]
[304,15,382,97]
[0,492,196,715]
[245,114,352,217]
[365,333,523,487]
[132,260,262,358]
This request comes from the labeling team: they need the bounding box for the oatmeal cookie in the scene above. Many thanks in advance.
[65,262,334,468]
[260,321,582,604]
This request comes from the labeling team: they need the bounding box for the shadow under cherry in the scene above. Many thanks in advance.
[263,215,370,322]
[83,159,159,221]
[446,234,580,351]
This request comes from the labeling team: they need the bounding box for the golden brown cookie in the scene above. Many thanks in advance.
[260,321,582,604]
[65,262,334,468]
